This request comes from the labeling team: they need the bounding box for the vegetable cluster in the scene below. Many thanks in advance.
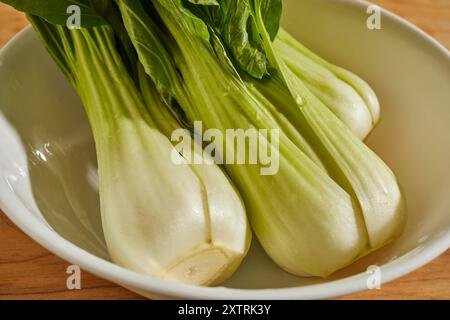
[2,0,407,284]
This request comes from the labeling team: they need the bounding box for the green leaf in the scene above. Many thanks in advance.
[185,0,269,79]
[117,0,181,102]
[183,0,282,78]
[220,0,268,79]
[257,0,282,40]
[186,0,219,5]
[1,0,107,27]
[152,0,211,41]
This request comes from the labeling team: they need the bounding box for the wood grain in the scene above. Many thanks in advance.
[0,1,449,300]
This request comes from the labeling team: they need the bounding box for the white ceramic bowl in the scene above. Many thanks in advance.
[1,0,449,299]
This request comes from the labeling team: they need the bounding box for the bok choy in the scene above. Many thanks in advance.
[11,0,251,286]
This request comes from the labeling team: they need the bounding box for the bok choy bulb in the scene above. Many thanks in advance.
[250,0,406,250]
[27,13,250,286]
[137,66,252,284]
[275,29,380,140]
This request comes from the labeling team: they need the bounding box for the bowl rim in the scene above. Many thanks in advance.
[1,0,449,300]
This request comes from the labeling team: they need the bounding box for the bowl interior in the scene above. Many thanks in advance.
[1,0,449,293]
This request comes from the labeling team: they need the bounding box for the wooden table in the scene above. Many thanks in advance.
[0,0,449,300]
